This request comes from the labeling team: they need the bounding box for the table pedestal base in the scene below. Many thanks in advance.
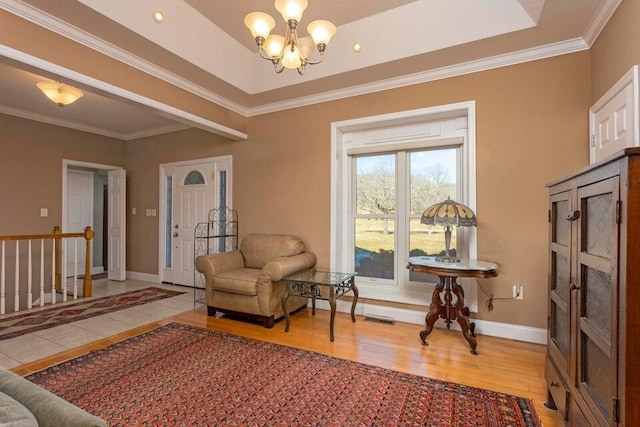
[419,275,477,355]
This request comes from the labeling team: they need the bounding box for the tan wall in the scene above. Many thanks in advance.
[590,0,640,102]
[125,52,591,328]
[0,114,125,235]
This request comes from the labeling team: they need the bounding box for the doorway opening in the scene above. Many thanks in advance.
[62,160,126,282]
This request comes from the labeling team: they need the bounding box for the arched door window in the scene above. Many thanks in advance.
[183,170,205,185]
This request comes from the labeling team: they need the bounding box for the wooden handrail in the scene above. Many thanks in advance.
[0,226,94,301]
[0,230,91,241]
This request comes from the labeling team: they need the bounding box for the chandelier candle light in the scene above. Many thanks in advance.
[244,0,336,75]
[420,197,477,263]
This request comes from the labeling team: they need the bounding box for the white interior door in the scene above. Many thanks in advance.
[171,163,215,286]
[108,169,126,281]
[66,170,93,276]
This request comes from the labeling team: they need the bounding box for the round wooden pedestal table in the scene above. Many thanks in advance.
[407,256,498,355]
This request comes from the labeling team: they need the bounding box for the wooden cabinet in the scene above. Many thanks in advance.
[546,148,640,426]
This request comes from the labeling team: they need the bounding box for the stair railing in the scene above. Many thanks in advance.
[0,226,94,315]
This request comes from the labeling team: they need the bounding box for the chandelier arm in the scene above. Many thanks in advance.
[258,47,275,61]
[301,53,324,66]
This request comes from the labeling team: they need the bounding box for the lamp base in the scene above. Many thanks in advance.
[435,256,461,263]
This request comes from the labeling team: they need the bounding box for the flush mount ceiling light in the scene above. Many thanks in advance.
[244,0,336,75]
[36,81,84,106]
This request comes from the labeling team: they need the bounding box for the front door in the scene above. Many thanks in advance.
[171,163,215,286]
[161,157,232,287]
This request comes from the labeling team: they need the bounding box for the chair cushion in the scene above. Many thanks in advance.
[0,391,38,426]
[214,268,261,295]
[240,234,306,269]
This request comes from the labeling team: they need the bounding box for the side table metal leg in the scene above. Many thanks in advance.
[349,278,358,323]
[329,287,336,342]
[281,284,291,333]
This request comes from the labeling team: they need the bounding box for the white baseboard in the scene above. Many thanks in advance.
[126,271,161,283]
[91,266,104,275]
[313,299,547,345]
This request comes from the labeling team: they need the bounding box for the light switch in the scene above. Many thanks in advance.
[40,208,48,217]
[132,207,136,215]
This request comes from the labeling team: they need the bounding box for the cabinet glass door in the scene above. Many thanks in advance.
[548,190,574,374]
[576,177,619,425]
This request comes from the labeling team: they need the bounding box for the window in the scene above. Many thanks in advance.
[354,148,459,283]
[183,170,205,185]
[332,103,477,305]
[164,176,172,269]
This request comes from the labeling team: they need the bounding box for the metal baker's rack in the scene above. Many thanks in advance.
[193,207,238,305]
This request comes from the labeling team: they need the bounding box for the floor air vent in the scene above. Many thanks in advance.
[363,314,396,325]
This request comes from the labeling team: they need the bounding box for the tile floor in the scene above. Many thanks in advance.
[0,279,198,369]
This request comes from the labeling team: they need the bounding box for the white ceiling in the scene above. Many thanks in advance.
[0,0,618,140]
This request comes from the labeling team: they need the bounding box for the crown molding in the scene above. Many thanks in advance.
[0,104,126,139]
[0,104,191,140]
[583,0,622,46]
[120,123,191,141]
[246,38,589,116]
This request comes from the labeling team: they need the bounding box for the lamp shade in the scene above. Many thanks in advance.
[420,197,477,227]
[281,43,302,69]
[298,36,315,60]
[244,12,275,39]
[36,81,83,106]
[307,20,337,47]
[264,34,285,58]
[275,0,308,22]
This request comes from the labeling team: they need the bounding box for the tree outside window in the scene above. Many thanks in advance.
[354,149,457,281]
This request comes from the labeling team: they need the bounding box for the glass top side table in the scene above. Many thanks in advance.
[281,270,358,342]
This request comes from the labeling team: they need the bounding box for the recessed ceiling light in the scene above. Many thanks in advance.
[152,10,165,23]
[352,42,362,53]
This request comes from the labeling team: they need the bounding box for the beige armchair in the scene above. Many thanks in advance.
[195,233,316,328]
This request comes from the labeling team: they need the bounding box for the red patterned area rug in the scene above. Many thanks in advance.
[27,323,541,426]
[0,288,184,341]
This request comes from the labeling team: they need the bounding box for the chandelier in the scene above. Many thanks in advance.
[36,81,84,106]
[244,0,336,75]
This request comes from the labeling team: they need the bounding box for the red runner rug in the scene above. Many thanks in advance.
[0,288,184,341]
[27,323,541,426]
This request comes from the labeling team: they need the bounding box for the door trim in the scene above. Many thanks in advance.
[62,159,125,278]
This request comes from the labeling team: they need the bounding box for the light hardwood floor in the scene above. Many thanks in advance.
[10,292,564,426]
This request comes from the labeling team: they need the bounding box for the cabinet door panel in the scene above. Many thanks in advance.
[548,191,574,373]
[576,177,619,426]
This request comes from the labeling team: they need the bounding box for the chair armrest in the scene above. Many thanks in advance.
[262,252,317,282]
[0,370,107,427]
[195,251,245,284]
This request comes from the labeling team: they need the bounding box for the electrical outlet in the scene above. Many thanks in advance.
[513,283,523,300]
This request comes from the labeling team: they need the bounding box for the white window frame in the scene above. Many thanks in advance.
[331,102,477,309]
